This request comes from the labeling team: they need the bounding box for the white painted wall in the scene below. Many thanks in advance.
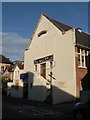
[11,65,23,98]
[24,14,76,104]
[28,74,49,102]
[52,29,76,104]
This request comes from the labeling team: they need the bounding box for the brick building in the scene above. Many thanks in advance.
[22,14,90,104]
[0,54,12,75]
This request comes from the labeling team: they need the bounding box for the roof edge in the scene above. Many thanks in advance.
[42,13,65,33]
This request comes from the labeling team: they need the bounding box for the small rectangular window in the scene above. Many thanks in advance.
[78,55,80,66]
[1,66,4,74]
[82,56,84,67]
[35,65,37,71]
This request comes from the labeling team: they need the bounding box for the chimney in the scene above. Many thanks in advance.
[77,28,82,32]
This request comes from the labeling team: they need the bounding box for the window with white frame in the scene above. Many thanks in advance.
[1,66,4,74]
[78,48,88,67]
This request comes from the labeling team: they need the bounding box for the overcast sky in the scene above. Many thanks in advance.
[2,2,88,61]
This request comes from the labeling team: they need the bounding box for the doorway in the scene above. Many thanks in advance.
[40,63,46,79]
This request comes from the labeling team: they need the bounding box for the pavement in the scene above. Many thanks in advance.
[2,94,77,119]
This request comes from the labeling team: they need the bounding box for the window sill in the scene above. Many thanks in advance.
[78,66,87,69]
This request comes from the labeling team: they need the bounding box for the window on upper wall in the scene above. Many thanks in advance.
[77,48,88,68]
[38,30,47,37]
[1,66,4,74]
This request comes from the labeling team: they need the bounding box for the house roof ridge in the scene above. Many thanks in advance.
[0,54,12,64]
[42,13,90,36]
[27,13,90,50]
[42,13,73,32]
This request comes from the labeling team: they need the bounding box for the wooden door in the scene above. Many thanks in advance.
[40,63,46,79]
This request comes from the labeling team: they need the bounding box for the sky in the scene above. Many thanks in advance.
[1,2,88,61]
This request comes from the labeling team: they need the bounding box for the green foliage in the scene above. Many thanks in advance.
[1,74,8,89]
[0,73,2,88]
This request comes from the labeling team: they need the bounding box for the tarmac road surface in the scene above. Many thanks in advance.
[2,95,76,119]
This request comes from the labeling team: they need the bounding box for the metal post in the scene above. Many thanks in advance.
[50,61,53,104]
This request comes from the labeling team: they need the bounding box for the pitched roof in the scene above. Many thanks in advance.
[7,64,15,72]
[13,61,24,70]
[18,64,24,70]
[6,63,24,72]
[13,60,24,64]
[43,13,72,32]
[43,13,90,49]
[0,54,12,64]
[75,29,90,49]
[27,13,90,50]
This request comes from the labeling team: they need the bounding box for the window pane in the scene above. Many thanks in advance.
[85,56,88,67]
[85,50,88,56]
[35,65,37,71]
[78,55,80,60]
[81,49,85,54]
[82,56,84,62]
[1,66,4,71]
[78,48,80,53]
[82,61,84,67]
[78,55,80,66]
[82,56,84,67]
[1,66,4,73]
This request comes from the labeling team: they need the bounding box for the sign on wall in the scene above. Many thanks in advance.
[34,55,53,64]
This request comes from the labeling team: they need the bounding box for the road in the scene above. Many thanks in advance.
[2,95,76,119]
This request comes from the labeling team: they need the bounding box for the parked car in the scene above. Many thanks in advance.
[73,100,90,120]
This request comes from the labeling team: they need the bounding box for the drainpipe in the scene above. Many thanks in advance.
[86,50,89,83]
[50,61,53,104]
